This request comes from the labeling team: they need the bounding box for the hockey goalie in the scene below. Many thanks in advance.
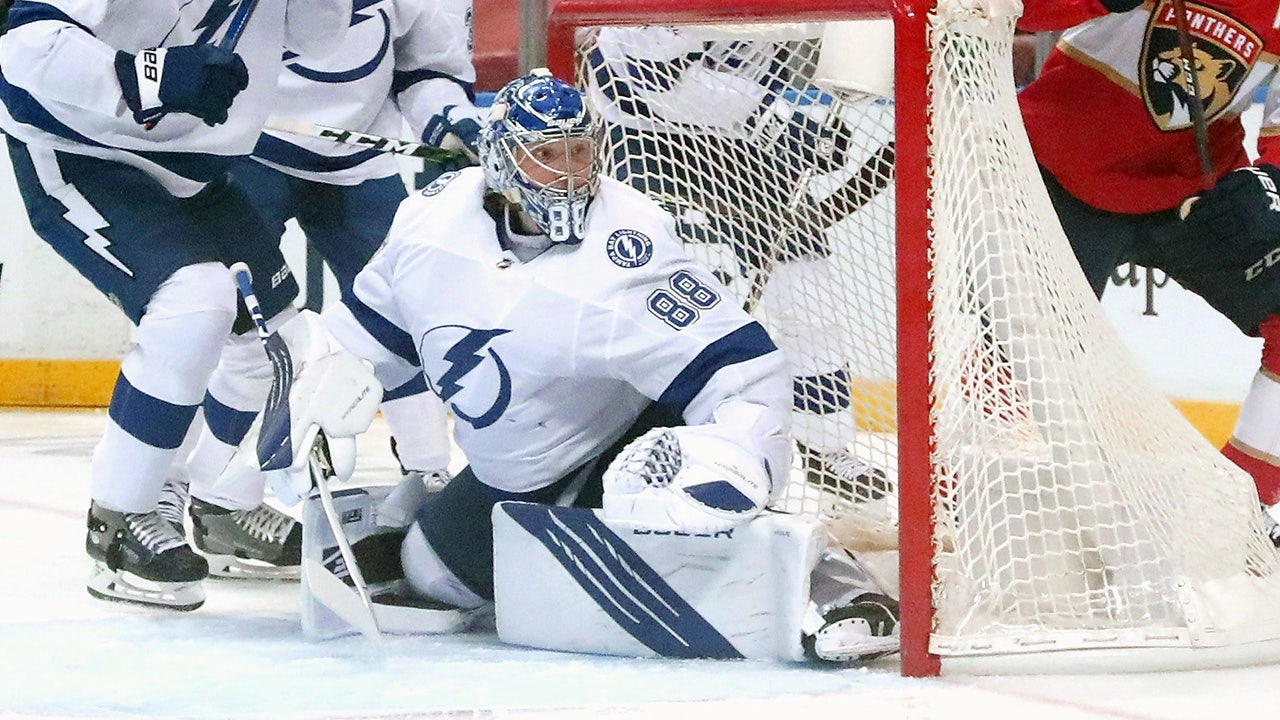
[257,70,900,663]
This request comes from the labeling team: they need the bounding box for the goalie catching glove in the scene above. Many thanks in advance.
[1181,164,1280,278]
[602,423,773,534]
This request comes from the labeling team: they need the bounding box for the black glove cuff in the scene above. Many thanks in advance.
[114,50,142,113]
[1099,0,1143,13]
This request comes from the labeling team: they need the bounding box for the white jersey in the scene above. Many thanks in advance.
[252,0,482,185]
[588,24,816,138]
[0,0,351,193]
[352,169,791,492]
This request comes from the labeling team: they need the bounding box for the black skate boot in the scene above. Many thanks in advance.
[798,442,892,503]
[85,502,208,611]
[190,497,302,580]
[803,592,900,664]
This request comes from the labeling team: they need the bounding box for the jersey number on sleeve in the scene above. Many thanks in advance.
[647,270,720,329]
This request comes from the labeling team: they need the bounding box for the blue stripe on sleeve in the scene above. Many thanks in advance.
[342,294,421,366]
[107,374,199,451]
[6,1,91,32]
[391,69,476,101]
[252,134,382,173]
[657,321,777,414]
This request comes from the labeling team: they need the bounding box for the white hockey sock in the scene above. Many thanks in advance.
[92,263,237,512]
[381,390,451,472]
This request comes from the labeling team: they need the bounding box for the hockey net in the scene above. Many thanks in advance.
[547,0,1280,675]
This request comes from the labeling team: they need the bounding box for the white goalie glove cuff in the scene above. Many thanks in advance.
[602,423,772,533]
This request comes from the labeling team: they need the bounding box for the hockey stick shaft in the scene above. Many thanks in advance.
[1171,0,1214,190]
[144,0,260,130]
[309,431,383,641]
[227,262,381,640]
[265,116,469,164]
[218,0,260,52]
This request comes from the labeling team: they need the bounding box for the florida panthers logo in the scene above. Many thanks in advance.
[1141,0,1258,131]
[421,326,513,430]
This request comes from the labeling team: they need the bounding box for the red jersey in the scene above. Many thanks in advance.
[1018,0,1280,214]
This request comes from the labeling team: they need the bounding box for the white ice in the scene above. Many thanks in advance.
[3,408,1280,720]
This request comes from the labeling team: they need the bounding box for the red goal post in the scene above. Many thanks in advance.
[547,0,1280,677]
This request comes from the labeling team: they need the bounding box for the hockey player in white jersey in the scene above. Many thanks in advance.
[586,26,895,508]
[297,71,898,662]
[174,0,486,579]
[0,0,351,608]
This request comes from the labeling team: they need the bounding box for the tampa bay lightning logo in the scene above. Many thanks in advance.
[284,0,390,83]
[422,326,513,430]
[420,171,460,197]
[606,229,653,268]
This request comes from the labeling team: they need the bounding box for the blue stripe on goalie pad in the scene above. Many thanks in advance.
[497,503,744,659]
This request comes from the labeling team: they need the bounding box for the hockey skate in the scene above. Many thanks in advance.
[189,497,302,580]
[799,442,892,503]
[85,502,208,611]
[803,592,900,663]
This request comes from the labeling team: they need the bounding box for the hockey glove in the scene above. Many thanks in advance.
[602,423,771,533]
[749,97,853,171]
[415,106,482,189]
[115,44,249,127]
[1182,164,1280,269]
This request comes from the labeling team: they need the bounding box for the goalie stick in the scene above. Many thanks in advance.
[228,262,382,642]
[265,116,470,165]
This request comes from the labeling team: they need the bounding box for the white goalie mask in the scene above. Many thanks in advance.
[478,70,600,244]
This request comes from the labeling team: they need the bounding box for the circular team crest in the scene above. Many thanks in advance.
[420,171,460,197]
[606,229,654,268]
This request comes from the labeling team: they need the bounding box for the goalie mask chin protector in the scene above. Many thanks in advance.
[479,70,600,245]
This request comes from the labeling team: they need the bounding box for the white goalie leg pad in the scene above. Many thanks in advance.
[493,503,826,661]
[301,484,473,640]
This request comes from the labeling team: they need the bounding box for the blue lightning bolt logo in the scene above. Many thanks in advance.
[428,326,512,430]
[195,0,239,45]
[29,151,132,277]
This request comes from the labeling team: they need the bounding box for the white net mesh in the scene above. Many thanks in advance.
[572,5,1280,665]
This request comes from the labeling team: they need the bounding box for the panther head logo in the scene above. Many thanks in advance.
[1150,44,1236,126]
[1140,0,1259,132]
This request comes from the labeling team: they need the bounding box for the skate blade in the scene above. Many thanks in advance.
[87,563,205,611]
[204,553,301,581]
[812,634,900,664]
